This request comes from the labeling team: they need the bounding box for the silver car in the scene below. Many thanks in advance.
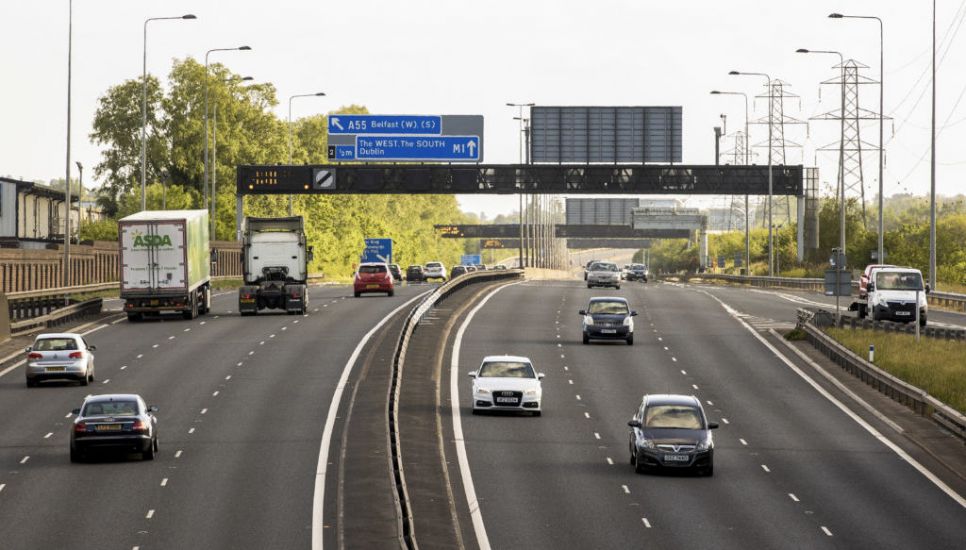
[25,333,96,387]
[587,262,621,289]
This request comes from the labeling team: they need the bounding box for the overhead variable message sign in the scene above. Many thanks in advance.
[327,115,484,162]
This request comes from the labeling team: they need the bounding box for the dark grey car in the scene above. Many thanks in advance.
[627,394,718,476]
[70,394,159,462]
[580,297,637,345]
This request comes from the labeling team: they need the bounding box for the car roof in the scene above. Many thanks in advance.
[35,333,81,339]
[84,393,143,403]
[870,266,921,274]
[358,262,388,266]
[643,394,701,407]
[481,354,532,363]
[589,296,628,303]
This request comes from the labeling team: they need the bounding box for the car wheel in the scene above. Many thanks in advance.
[388,290,395,297]
[587,284,593,289]
[532,411,542,417]
[582,333,590,345]
[143,443,155,461]
[26,379,37,388]
[634,452,648,474]
[626,334,634,346]
[700,461,714,477]
[354,291,361,298]
[615,285,621,290]
[80,375,89,387]
[70,446,83,463]
[471,408,479,415]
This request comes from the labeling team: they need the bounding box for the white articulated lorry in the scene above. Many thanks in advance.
[119,210,211,322]
[238,216,312,316]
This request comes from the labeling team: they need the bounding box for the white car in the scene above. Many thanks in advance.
[25,333,96,387]
[587,261,621,289]
[424,261,447,282]
[469,355,544,416]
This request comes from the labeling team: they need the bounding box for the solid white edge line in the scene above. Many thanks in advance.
[697,288,966,509]
[450,282,522,550]
[311,290,431,550]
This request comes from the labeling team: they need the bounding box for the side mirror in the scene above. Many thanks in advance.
[925,284,931,294]
[578,309,587,316]
[307,246,315,263]
[148,405,159,413]
[867,282,875,292]
[467,372,477,378]
[71,408,81,415]
[537,373,545,380]
[627,419,642,428]
[630,311,638,317]
[87,345,96,351]
[708,422,719,430]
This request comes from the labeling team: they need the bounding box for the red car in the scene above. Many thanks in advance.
[859,264,895,299]
[354,263,395,297]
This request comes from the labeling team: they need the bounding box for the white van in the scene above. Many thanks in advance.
[855,266,929,326]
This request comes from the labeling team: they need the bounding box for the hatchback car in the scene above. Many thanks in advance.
[354,263,395,297]
[469,355,544,416]
[70,394,159,462]
[406,265,425,283]
[587,262,621,289]
[580,297,637,345]
[424,261,447,282]
[25,333,96,387]
[388,264,403,283]
[627,394,718,476]
[625,264,649,282]
[451,265,468,278]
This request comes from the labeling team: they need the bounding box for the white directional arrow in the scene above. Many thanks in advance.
[331,117,345,131]
[467,140,477,157]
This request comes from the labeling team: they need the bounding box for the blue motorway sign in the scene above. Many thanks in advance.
[461,254,482,266]
[361,238,393,264]
[329,115,441,135]
[351,135,480,162]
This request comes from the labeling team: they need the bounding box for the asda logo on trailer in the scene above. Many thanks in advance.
[132,234,173,248]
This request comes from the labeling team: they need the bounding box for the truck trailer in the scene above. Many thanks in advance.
[119,210,211,322]
[238,216,312,316]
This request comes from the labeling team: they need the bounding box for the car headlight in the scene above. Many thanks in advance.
[474,387,490,395]
[524,389,540,397]
[696,435,714,451]
[638,438,656,449]
[584,315,594,326]
[622,316,633,327]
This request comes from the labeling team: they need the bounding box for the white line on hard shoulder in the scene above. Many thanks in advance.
[314,290,434,550]
[111,317,126,325]
[161,478,168,487]
[44,432,53,439]
[621,485,630,494]
[146,509,155,519]
[175,450,183,458]
[82,323,109,335]
[821,526,833,537]
[0,359,26,379]
[761,464,771,473]
[789,493,799,502]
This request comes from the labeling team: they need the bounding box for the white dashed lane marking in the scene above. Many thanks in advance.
[761,464,771,473]
[594,432,601,440]
[212,391,220,397]
[722,418,730,424]
[789,493,799,502]
[740,438,748,446]
[44,432,53,439]
[152,344,159,349]
[200,408,208,415]
[120,365,127,370]
[606,457,613,465]
[188,428,195,434]
[136,354,143,359]
[146,509,155,519]
[642,518,651,528]
[821,527,833,537]
[20,456,29,464]
[175,450,183,458]
[161,478,168,487]
[621,485,630,494]
[584,412,590,419]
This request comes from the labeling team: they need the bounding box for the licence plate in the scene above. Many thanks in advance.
[664,454,689,462]
[150,299,159,306]
[366,284,380,289]
[45,367,66,372]
[496,397,519,404]
[94,424,122,432]
[240,298,255,303]
[895,311,911,316]
[601,329,617,334]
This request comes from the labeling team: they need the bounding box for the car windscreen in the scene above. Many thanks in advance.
[591,263,618,272]
[83,400,139,417]
[644,405,704,429]
[588,301,628,315]
[33,338,78,351]
[478,361,535,378]
[875,271,923,291]
[359,265,387,274]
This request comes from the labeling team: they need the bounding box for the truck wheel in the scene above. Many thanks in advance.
[199,288,210,315]
[920,315,927,327]
[183,297,198,320]
[858,305,867,319]
[127,313,143,322]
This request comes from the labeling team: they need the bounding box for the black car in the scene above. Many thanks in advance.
[388,264,403,283]
[627,394,717,476]
[625,264,648,282]
[70,393,159,462]
[406,265,425,282]
[451,265,468,278]
[580,297,637,345]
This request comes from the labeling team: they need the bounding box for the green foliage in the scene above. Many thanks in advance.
[78,219,118,242]
[117,183,200,218]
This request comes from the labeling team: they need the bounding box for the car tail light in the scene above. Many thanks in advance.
[74,422,87,433]
[69,351,83,359]
[28,352,42,359]
[131,420,148,433]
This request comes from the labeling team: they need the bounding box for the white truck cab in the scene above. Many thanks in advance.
[856,266,930,326]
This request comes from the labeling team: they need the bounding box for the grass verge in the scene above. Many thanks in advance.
[824,327,966,414]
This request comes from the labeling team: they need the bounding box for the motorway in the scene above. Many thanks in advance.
[0,283,431,550]
[447,279,966,549]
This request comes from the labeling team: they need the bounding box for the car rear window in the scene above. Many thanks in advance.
[359,265,387,274]
[426,262,442,268]
[588,301,628,315]
[83,400,139,417]
[645,405,703,429]
[34,338,78,351]
[479,361,535,378]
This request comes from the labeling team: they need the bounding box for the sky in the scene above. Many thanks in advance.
[1,0,964,217]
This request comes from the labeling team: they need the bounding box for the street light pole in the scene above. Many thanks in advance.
[930,0,937,288]
[142,14,196,212]
[710,90,751,273]
[287,92,326,216]
[508,102,534,268]
[210,76,253,239]
[65,0,73,288]
[729,71,773,275]
[829,12,885,263]
[204,45,251,212]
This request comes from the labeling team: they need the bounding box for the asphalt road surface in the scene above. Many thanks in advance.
[0,283,430,550]
[449,279,965,549]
